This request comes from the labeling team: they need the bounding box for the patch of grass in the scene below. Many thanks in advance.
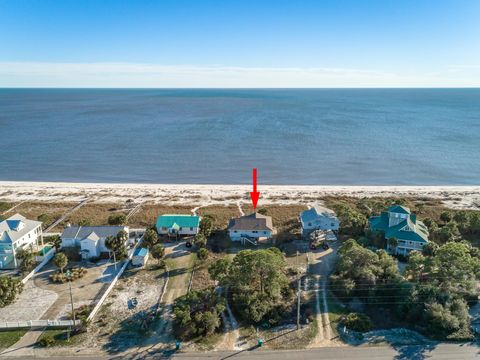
[0,202,14,214]
[326,290,349,337]
[66,202,126,228]
[36,328,83,347]
[13,201,76,229]
[197,205,240,230]
[191,332,224,350]
[128,205,193,228]
[0,329,28,350]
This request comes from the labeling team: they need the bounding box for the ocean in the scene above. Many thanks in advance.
[0,88,479,185]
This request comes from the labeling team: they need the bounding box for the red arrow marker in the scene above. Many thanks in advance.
[250,168,260,210]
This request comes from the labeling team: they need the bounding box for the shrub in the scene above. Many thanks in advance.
[37,213,51,225]
[143,228,159,249]
[194,233,207,248]
[151,244,165,260]
[341,313,373,332]
[49,267,87,283]
[38,336,55,347]
[108,213,127,225]
[0,276,23,308]
[197,247,208,261]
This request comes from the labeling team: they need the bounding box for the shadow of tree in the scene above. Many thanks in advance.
[102,305,160,354]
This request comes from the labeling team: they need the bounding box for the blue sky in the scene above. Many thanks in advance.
[1,0,479,87]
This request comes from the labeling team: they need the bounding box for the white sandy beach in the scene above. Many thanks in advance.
[0,181,480,210]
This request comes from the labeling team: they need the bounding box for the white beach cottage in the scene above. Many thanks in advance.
[0,214,43,269]
[61,225,129,259]
[228,212,275,242]
[300,206,340,237]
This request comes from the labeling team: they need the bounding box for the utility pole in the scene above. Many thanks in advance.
[66,270,76,341]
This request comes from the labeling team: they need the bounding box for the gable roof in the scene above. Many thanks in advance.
[61,226,127,240]
[388,205,410,214]
[300,206,338,223]
[0,214,42,244]
[369,206,429,243]
[228,212,274,231]
[156,215,200,229]
[81,231,100,243]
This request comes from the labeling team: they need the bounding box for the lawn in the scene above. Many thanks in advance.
[0,329,27,350]
[36,328,83,347]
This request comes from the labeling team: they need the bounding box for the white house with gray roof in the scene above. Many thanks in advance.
[0,214,43,269]
[61,225,129,259]
[227,212,275,242]
[300,206,339,237]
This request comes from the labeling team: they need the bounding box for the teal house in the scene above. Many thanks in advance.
[369,205,429,256]
[156,214,200,237]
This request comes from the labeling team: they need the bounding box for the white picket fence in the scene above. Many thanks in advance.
[22,247,56,284]
[0,319,80,330]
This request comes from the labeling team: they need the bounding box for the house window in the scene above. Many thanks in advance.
[253,231,258,233]
[264,231,267,234]
[190,227,193,231]
[308,222,312,226]
[234,230,238,233]
[179,227,183,231]
[162,227,167,231]
[331,223,335,227]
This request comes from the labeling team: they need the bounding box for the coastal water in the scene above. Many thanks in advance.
[0,88,479,185]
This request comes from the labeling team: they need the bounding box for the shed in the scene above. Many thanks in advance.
[132,247,149,267]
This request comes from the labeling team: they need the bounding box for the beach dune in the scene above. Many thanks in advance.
[0,181,479,210]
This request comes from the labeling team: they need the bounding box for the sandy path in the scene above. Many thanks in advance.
[308,241,339,347]
[137,242,194,355]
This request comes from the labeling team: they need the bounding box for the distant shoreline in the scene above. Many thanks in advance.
[1,181,479,210]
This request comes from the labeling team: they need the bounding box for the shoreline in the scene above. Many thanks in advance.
[1,181,480,209]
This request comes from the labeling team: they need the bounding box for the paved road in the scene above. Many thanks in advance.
[1,344,479,359]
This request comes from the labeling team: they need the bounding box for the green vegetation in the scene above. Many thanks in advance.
[49,267,87,283]
[173,287,225,340]
[36,329,83,347]
[0,276,23,308]
[199,215,215,238]
[340,313,373,332]
[15,248,36,274]
[150,243,165,260]
[209,248,293,325]
[105,230,128,260]
[53,252,68,274]
[142,228,158,249]
[194,233,207,248]
[0,329,28,350]
[107,213,127,226]
[332,239,480,340]
[197,247,209,261]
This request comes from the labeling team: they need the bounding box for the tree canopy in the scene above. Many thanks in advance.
[0,276,23,308]
[173,287,225,340]
[209,248,291,324]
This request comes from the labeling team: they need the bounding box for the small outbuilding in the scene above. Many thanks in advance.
[132,247,149,267]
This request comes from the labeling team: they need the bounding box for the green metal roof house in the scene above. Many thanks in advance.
[369,205,429,256]
[156,214,200,236]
